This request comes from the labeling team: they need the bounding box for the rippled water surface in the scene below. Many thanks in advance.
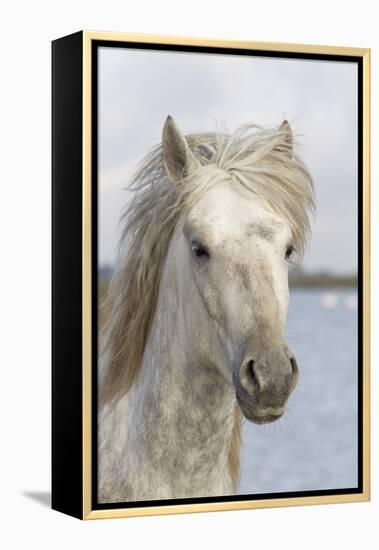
[238,288,359,495]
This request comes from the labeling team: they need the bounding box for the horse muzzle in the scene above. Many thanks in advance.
[233,347,299,424]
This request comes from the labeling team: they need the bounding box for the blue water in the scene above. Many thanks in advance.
[238,288,358,494]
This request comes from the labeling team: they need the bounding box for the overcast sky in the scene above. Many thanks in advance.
[99,47,358,274]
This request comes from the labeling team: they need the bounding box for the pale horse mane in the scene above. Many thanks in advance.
[100,122,314,490]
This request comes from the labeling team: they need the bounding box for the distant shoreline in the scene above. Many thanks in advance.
[99,275,358,292]
[289,275,357,289]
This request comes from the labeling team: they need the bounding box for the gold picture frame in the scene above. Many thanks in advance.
[52,30,370,520]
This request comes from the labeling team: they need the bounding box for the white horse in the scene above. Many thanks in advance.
[99,116,314,503]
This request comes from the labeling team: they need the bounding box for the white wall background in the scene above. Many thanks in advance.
[0,1,377,548]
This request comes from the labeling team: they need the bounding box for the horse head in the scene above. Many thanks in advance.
[162,115,312,424]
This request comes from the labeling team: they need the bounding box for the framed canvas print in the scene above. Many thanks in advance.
[52,31,370,520]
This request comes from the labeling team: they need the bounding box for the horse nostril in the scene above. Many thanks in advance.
[289,356,298,375]
[246,360,258,387]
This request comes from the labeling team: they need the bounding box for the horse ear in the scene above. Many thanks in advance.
[278,120,293,156]
[162,116,200,184]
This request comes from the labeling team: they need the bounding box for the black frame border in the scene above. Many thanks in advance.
[52,31,84,520]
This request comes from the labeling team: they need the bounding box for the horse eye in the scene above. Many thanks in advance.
[191,242,210,260]
[285,244,295,260]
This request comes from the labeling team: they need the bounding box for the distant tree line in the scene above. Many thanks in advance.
[99,264,357,289]
[289,266,357,288]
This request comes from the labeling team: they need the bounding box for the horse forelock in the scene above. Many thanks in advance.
[100,123,315,407]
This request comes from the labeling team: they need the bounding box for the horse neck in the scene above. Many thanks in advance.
[126,238,237,498]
